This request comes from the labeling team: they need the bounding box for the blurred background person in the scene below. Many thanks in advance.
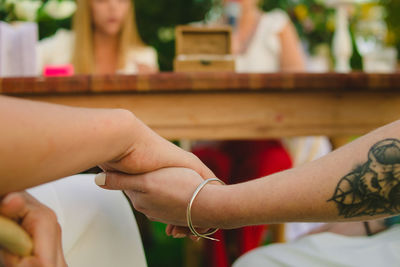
[38,0,158,75]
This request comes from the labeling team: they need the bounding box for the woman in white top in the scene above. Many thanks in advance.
[38,0,158,75]
[232,0,304,73]
[232,0,331,168]
[33,0,158,266]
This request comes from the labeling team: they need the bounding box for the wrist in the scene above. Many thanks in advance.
[106,109,138,162]
[366,219,388,235]
[191,183,240,229]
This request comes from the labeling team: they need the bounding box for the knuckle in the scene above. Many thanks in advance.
[130,200,144,212]
[57,223,62,235]
[134,205,145,213]
[104,172,115,186]
[140,173,152,191]
[54,221,63,236]
[187,152,200,161]
[106,173,123,188]
[131,200,145,213]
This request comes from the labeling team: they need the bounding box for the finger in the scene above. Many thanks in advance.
[169,226,201,241]
[55,235,67,267]
[0,194,34,257]
[0,192,41,221]
[185,153,215,180]
[94,172,148,192]
[2,250,20,266]
[172,225,212,239]
[0,193,29,221]
[165,224,174,236]
[23,209,60,265]
[171,226,191,238]
[18,257,41,267]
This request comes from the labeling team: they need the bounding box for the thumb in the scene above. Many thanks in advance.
[185,153,216,180]
[94,172,147,192]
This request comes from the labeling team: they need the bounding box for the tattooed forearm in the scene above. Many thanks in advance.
[328,139,400,218]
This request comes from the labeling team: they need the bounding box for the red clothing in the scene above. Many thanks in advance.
[192,140,292,267]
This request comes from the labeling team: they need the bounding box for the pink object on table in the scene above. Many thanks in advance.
[43,64,74,77]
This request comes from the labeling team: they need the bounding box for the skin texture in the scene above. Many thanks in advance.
[0,192,66,267]
[0,95,215,257]
[92,0,130,74]
[0,96,213,195]
[279,22,305,72]
[1,94,217,247]
[100,120,400,231]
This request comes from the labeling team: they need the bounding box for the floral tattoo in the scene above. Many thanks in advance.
[329,139,400,218]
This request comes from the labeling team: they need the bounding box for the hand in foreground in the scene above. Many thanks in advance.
[0,192,66,267]
[98,115,216,238]
[101,114,215,180]
[96,168,226,236]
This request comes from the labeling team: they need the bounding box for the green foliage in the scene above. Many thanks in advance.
[145,222,185,267]
[383,0,400,58]
[135,0,213,70]
[0,2,6,21]
[3,0,397,68]
[0,0,74,39]
[260,0,336,55]
[36,7,72,40]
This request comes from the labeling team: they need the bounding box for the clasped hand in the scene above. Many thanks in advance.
[96,167,228,237]
[98,116,221,237]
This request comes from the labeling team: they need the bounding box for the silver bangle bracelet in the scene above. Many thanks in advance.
[186,178,225,241]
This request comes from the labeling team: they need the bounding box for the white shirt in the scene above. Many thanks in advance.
[37,29,158,75]
[28,175,147,267]
[235,9,289,73]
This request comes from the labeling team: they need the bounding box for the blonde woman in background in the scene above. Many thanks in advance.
[38,0,157,74]
[33,0,158,266]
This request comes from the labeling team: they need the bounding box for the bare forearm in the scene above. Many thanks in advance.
[0,96,136,194]
[205,120,400,228]
[280,22,305,72]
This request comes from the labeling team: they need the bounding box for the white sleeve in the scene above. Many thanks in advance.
[135,46,159,70]
[268,9,290,34]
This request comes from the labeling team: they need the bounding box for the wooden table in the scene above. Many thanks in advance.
[2,72,400,140]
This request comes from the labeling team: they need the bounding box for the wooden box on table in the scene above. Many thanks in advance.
[174,25,235,72]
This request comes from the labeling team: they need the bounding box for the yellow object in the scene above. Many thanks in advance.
[0,215,33,256]
[294,5,308,22]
